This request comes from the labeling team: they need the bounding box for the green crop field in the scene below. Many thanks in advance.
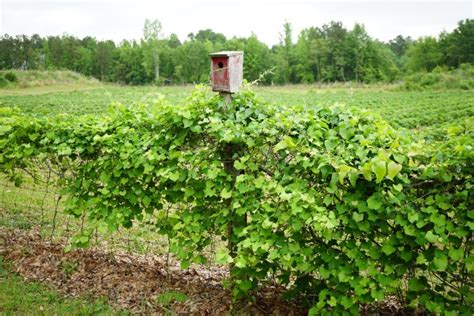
[1,84,473,140]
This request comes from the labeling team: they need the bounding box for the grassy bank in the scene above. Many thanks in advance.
[0,70,100,89]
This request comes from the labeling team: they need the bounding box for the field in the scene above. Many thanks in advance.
[0,82,473,314]
[1,84,473,139]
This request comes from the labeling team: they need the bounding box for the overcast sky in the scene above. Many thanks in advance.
[0,0,472,45]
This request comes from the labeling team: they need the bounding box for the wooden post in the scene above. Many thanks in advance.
[219,92,232,103]
[210,52,244,261]
[219,91,237,258]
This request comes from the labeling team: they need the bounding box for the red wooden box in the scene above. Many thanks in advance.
[210,51,243,93]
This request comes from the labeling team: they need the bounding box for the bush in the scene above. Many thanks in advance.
[4,72,17,82]
[401,64,474,90]
[0,88,472,314]
[0,76,8,87]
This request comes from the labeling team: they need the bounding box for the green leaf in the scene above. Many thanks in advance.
[409,278,424,292]
[220,188,232,199]
[215,248,233,264]
[362,162,372,181]
[0,125,12,135]
[338,165,352,184]
[393,183,403,192]
[381,243,396,255]
[416,253,427,265]
[99,171,111,183]
[340,296,354,309]
[180,260,190,269]
[142,195,151,206]
[234,160,245,170]
[319,266,330,279]
[204,185,216,197]
[274,136,295,152]
[372,160,386,183]
[352,212,364,223]
[371,289,384,301]
[448,247,464,261]
[339,126,354,140]
[338,270,350,282]
[407,212,419,223]
[386,161,402,180]
[207,167,220,179]
[238,280,253,292]
[274,140,286,152]
[425,231,438,243]
[155,291,188,306]
[328,296,337,307]
[433,250,448,271]
[367,195,382,210]
[308,306,318,316]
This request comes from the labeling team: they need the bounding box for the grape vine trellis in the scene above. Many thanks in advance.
[0,87,472,314]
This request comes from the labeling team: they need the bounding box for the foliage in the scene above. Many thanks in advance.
[0,84,472,143]
[439,19,474,68]
[0,76,8,88]
[0,87,472,313]
[293,23,398,84]
[4,71,17,82]
[155,291,188,306]
[3,19,472,85]
[404,36,442,72]
[400,63,474,91]
[0,70,98,88]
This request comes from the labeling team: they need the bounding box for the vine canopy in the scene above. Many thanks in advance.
[0,87,472,314]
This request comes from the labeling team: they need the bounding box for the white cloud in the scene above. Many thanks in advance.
[0,0,472,45]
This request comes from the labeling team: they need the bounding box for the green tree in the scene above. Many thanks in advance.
[323,21,348,81]
[243,34,272,83]
[274,21,295,84]
[142,19,164,83]
[388,35,412,58]
[405,37,442,72]
[93,40,115,81]
[113,40,149,84]
[346,24,370,82]
[439,19,474,67]
[294,29,314,83]
[173,40,209,83]
[194,29,227,44]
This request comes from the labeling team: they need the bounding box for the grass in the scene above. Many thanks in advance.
[0,70,100,89]
[0,256,122,315]
[0,173,174,257]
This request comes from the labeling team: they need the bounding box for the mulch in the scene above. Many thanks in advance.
[0,227,304,315]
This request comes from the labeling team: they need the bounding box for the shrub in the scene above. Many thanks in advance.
[0,88,472,314]
[4,72,17,82]
[0,76,8,87]
[402,64,474,90]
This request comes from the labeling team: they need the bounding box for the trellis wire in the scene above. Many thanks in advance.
[0,171,220,262]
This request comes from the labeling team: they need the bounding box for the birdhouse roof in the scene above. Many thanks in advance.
[209,51,243,57]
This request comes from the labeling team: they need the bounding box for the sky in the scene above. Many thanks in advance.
[0,0,472,46]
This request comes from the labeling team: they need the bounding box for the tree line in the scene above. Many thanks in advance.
[0,19,472,85]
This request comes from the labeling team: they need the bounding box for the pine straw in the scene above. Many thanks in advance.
[0,227,304,315]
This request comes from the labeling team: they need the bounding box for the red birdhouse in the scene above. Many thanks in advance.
[210,51,243,93]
